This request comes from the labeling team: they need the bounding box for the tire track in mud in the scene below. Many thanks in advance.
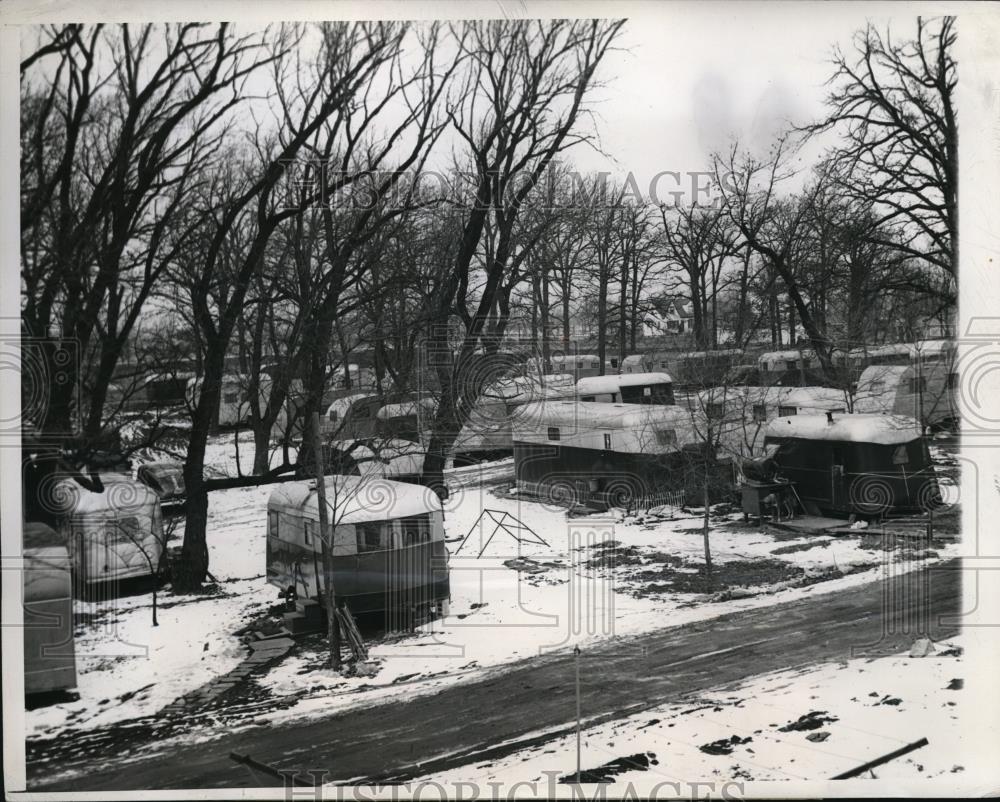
[28,559,961,791]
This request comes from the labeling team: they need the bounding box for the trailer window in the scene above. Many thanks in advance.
[401,514,431,546]
[580,396,595,402]
[908,376,927,393]
[304,519,314,546]
[329,409,339,422]
[706,402,724,419]
[778,405,797,417]
[892,444,910,465]
[106,516,139,544]
[268,511,279,539]
[752,404,767,423]
[655,428,676,447]
[604,433,612,450]
[785,360,797,371]
[224,391,238,404]
[356,522,384,552]
[547,427,561,441]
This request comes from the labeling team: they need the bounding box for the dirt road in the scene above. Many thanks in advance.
[28,559,961,791]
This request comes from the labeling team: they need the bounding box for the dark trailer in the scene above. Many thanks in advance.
[764,413,938,517]
[511,400,698,508]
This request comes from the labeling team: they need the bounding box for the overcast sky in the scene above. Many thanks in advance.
[572,6,899,187]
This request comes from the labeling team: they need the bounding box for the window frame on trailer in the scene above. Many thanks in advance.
[400,513,431,546]
[356,520,385,553]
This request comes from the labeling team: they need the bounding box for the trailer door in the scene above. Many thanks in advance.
[830,446,846,511]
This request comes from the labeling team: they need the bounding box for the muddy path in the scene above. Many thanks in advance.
[26,559,961,791]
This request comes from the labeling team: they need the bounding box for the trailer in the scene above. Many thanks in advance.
[511,400,699,508]
[620,354,651,374]
[51,473,165,592]
[185,374,251,427]
[322,393,382,440]
[266,476,450,615]
[694,385,851,461]
[23,522,77,696]
[764,413,938,517]
[549,353,602,379]
[853,362,958,431]
[576,371,675,405]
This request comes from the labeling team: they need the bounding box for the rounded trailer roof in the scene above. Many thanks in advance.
[326,393,377,416]
[576,372,674,395]
[758,349,815,362]
[53,474,159,516]
[269,476,440,523]
[765,413,921,445]
[376,398,437,419]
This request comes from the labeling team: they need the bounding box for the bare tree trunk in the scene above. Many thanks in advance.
[597,270,609,376]
[540,260,552,371]
[702,474,713,588]
[312,411,341,671]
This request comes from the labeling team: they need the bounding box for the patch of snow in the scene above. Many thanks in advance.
[417,636,972,786]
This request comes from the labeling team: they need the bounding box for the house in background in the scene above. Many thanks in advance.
[642,299,695,337]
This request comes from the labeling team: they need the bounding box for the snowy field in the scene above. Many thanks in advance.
[415,636,973,787]
[26,434,961,749]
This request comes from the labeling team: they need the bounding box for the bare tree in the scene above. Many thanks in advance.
[658,202,740,350]
[174,23,418,591]
[419,19,626,491]
[804,17,957,296]
[21,24,274,441]
[713,138,840,379]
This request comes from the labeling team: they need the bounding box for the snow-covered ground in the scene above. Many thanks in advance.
[26,436,961,749]
[415,637,972,787]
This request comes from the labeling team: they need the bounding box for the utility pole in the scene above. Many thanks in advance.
[312,411,341,670]
[574,644,582,782]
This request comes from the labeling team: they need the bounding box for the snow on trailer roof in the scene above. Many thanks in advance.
[52,474,159,515]
[268,476,440,523]
[915,339,954,356]
[576,372,674,395]
[765,413,921,445]
[758,348,815,362]
[780,387,850,408]
[376,398,437,419]
[513,399,690,430]
[488,373,575,403]
[326,393,376,416]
